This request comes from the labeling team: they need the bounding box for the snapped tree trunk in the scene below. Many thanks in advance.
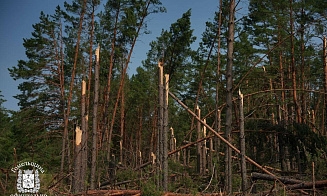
[74,125,82,192]
[80,80,87,191]
[162,74,169,191]
[202,119,207,175]
[239,89,247,193]
[90,46,100,189]
[157,62,164,188]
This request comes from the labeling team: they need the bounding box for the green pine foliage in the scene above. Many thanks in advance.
[1,0,327,194]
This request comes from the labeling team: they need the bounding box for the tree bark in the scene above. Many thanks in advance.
[225,0,235,193]
[323,36,327,136]
[300,5,307,123]
[239,90,247,193]
[215,0,223,164]
[202,119,207,175]
[80,80,87,191]
[287,180,327,190]
[196,105,202,174]
[157,62,164,188]
[73,125,82,192]
[162,74,169,191]
[120,64,125,165]
[90,46,100,190]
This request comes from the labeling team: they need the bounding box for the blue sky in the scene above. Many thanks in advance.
[0,0,236,111]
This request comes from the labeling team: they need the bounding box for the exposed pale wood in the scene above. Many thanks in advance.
[163,74,169,191]
[169,127,177,161]
[157,61,164,188]
[239,89,247,192]
[75,126,82,146]
[158,62,164,189]
[74,125,82,192]
[91,45,100,189]
[202,119,207,175]
[81,79,87,191]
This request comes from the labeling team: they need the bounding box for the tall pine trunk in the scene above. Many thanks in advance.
[290,0,301,123]
[90,46,100,189]
[60,0,87,177]
[225,0,235,193]
[215,0,223,177]
[323,37,327,136]
[239,90,247,193]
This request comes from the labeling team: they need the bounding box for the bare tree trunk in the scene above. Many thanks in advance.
[60,0,87,176]
[73,125,82,193]
[215,109,221,180]
[162,74,169,191]
[300,5,307,123]
[278,24,286,123]
[90,46,100,190]
[84,1,96,190]
[120,65,125,165]
[323,36,327,136]
[80,80,87,191]
[277,23,288,171]
[215,0,223,163]
[239,90,247,193]
[196,105,202,174]
[137,107,143,166]
[102,3,120,147]
[225,0,235,193]
[202,119,207,175]
[157,62,164,188]
[290,0,301,123]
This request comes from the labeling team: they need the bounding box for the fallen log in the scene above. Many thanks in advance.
[76,189,141,195]
[251,172,327,191]
[251,172,302,184]
[287,180,327,190]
